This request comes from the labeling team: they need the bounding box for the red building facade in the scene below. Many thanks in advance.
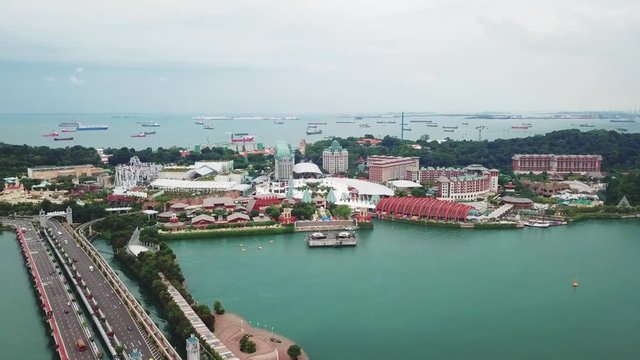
[375,197,473,222]
[512,154,602,175]
[367,155,419,183]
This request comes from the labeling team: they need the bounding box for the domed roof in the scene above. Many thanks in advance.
[293,162,322,175]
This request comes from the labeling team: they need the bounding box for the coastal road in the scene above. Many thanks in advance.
[8,219,96,360]
[47,219,159,359]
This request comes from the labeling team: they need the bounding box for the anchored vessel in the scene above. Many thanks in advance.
[306,127,323,135]
[307,231,357,247]
[54,137,74,141]
[77,123,109,131]
[141,121,160,127]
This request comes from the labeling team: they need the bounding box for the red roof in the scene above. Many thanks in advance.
[375,197,472,222]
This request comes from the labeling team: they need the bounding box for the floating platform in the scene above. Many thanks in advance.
[307,231,357,247]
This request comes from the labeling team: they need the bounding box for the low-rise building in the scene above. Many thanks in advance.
[512,154,602,175]
[27,165,104,180]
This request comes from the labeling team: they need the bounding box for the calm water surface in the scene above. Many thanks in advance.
[0,231,53,360]
[169,220,640,360]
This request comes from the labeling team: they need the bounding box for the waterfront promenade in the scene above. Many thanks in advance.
[7,219,97,360]
[160,275,240,360]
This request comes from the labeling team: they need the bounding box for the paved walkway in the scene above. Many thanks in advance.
[160,276,240,360]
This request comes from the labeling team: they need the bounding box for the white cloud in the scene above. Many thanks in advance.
[68,75,85,85]
[75,67,84,73]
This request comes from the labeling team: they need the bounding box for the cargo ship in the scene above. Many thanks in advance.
[141,121,160,127]
[444,129,455,133]
[579,124,595,128]
[195,121,205,125]
[204,125,215,130]
[409,120,433,123]
[359,123,370,128]
[308,122,327,125]
[54,137,74,141]
[232,135,255,142]
[131,133,146,138]
[511,125,530,129]
[337,121,355,124]
[274,120,285,124]
[77,123,108,131]
[143,131,156,135]
[376,120,396,124]
[443,126,459,129]
[43,131,60,137]
[192,116,229,120]
[427,124,438,127]
[58,122,79,127]
[403,128,412,131]
[610,119,636,123]
[306,127,323,135]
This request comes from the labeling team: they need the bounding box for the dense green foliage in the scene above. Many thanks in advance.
[239,334,256,354]
[290,203,317,220]
[213,300,225,315]
[0,142,101,178]
[303,130,640,172]
[105,146,236,166]
[287,344,302,359]
[605,171,640,206]
[333,205,352,219]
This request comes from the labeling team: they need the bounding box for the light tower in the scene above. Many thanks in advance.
[400,112,405,140]
[186,334,200,360]
[475,125,487,141]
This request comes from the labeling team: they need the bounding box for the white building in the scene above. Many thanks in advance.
[322,140,349,174]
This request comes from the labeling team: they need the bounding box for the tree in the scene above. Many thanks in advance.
[240,334,256,353]
[213,300,225,315]
[333,205,352,219]
[287,344,302,359]
[394,189,407,197]
[410,187,427,197]
[265,205,281,220]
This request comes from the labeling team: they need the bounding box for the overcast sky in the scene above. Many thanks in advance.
[1,0,639,114]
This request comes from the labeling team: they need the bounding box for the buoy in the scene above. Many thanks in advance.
[241,248,246,252]
[258,246,263,251]
[239,244,244,247]
[572,280,579,288]
[269,240,274,243]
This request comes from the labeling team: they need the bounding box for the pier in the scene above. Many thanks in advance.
[307,231,357,247]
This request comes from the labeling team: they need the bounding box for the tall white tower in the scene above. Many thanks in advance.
[186,334,200,360]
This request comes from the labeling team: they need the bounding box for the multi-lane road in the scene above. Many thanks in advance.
[47,219,160,359]
[7,219,96,360]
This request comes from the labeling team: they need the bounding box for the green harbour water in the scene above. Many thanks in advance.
[0,231,53,360]
[167,220,640,360]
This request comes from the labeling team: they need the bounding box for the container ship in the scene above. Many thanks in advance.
[54,137,74,141]
[77,123,108,131]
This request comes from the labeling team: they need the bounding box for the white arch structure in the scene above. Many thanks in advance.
[39,207,73,228]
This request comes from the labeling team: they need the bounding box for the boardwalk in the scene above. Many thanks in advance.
[161,276,240,360]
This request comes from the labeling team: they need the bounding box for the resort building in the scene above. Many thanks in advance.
[148,179,252,195]
[406,167,467,184]
[158,161,235,180]
[274,141,295,180]
[293,162,323,179]
[512,154,602,175]
[406,164,499,201]
[322,140,349,174]
[367,155,419,183]
[375,197,474,222]
[27,164,105,180]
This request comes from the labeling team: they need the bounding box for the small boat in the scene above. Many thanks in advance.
[525,221,550,228]
[43,131,60,137]
[54,137,74,141]
[376,120,396,124]
[442,126,458,129]
[204,125,215,130]
[427,124,438,127]
[61,128,76,133]
[572,280,579,288]
[195,121,205,125]
[521,122,532,126]
[443,129,455,133]
[143,131,156,135]
[131,133,146,138]
[354,116,363,120]
[274,120,285,124]
[403,128,412,131]
[578,124,595,128]
[461,122,470,125]
[359,123,370,128]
